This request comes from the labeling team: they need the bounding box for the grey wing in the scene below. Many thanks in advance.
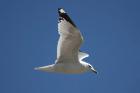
[56,8,83,63]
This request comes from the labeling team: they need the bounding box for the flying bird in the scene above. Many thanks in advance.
[35,8,97,74]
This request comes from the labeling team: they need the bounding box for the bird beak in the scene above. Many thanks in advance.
[91,68,98,74]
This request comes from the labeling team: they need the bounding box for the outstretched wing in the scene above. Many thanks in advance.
[78,51,89,61]
[56,8,83,63]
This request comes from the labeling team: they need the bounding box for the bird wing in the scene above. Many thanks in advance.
[78,51,89,61]
[56,8,83,63]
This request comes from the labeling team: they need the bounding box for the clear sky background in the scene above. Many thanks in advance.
[0,0,140,93]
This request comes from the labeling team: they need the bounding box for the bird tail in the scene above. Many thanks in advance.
[34,65,54,72]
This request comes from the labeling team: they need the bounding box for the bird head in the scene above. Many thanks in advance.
[87,64,98,74]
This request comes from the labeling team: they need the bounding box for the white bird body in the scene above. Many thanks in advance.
[36,62,88,73]
[35,8,97,74]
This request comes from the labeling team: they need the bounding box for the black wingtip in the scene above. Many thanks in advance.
[58,8,62,10]
[58,8,66,14]
[58,8,62,11]
[58,8,62,14]
[58,8,77,27]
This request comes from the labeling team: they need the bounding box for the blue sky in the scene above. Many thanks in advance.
[0,0,140,93]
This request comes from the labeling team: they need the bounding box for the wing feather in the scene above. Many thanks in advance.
[56,8,83,63]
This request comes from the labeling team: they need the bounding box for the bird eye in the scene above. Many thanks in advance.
[88,65,92,68]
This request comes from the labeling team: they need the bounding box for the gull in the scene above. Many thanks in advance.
[34,8,97,74]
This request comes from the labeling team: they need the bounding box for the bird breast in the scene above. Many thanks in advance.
[54,63,87,73]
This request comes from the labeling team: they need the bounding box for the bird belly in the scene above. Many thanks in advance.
[54,63,86,74]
